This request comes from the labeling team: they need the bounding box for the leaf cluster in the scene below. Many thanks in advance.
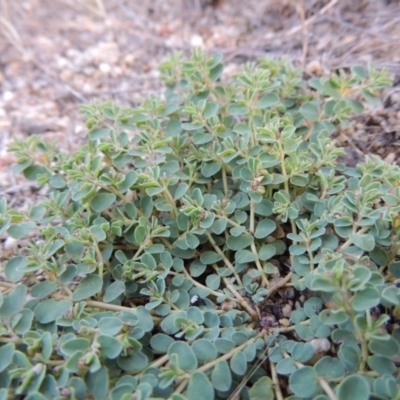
[1,50,399,400]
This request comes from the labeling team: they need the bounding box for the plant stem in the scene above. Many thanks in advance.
[221,164,228,197]
[339,226,370,252]
[205,231,243,286]
[250,243,269,288]
[269,358,284,400]
[319,377,337,400]
[221,278,258,319]
[199,331,265,373]
[266,272,292,299]
[174,377,189,395]
[92,241,104,279]
[162,186,179,217]
[181,268,234,300]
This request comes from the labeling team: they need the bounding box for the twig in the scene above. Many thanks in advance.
[265,0,340,40]
[270,358,284,400]
[0,0,25,54]
[60,0,105,18]
[296,0,309,67]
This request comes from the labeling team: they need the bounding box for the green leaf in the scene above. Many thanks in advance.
[315,357,345,379]
[235,249,256,263]
[381,285,399,305]
[292,343,314,362]
[117,352,148,373]
[350,233,375,251]
[0,343,14,373]
[189,260,207,277]
[186,372,214,400]
[258,244,276,260]
[308,275,337,292]
[276,358,297,375]
[299,102,319,121]
[319,309,349,325]
[201,163,221,177]
[91,193,116,213]
[150,333,175,353]
[203,102,219,119]
[168,342,198,371]
[61,338,91,356]
[211,217,227,234]
[283,138,299,153]
[7,221,36,239]
[209,63,223,81]
[255,93,279,109]
[352,66,366,79]
[174,183,189,200]
[254,219,276,239]
[136,306,154,332]
[31,281,57,299]
[24,165,47,180]
[367,355,395,375]
[134,225,146,244]
[97,335,123,359]
[227,104,249,115]
[72,275,103,301]
[289,366,319,398]
[87,367,109,400]
[338,345,359,373]
[361,89,381,105]
[166,119,182,137]
[369,335,398,358]
[205,274,220,290]
[192,133,213,144]
[352,287,380,311]
[227,234,254,251]
[119,170,138,193]
[0,285,26,318]
[200,251,223,264]
[290,244,307,256]
[98,317,123,336]
[211,360,231,391]
[103,281,125,302]
[34,299,72,324]
[230,352,247,376]
[13,309,34,335]
[89,128,111,140]
[336,375,370,400]
[49,174,66,189]
[192,339,218,364]
[249,376,274,400]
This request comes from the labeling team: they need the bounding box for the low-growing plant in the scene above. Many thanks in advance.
[1,49,399,400]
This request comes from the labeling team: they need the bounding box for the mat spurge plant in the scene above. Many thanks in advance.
[1,50,399,400]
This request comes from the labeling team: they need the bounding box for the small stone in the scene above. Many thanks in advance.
[190,34,204,48]
[99,62,111,74]
[281,303,292,318]
[3,91,14,102]
[3,237,18,255]
[124,54,136,67]
[309,337,330,353]
[279,318,290,327]
[385,153,396,164]
[305,60,323,76]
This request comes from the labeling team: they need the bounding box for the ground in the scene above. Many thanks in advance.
[0,0,400,211]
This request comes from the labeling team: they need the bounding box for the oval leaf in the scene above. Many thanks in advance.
[91,193,116,213]
[186,371,214,400]
[211,359,231,391]
[72,275,103,301]
[350,233,375,251]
